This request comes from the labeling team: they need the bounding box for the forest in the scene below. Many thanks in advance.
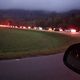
[0,9,80,29]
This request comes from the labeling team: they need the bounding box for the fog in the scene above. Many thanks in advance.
[0,0,80,12]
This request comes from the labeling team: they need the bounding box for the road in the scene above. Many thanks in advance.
[42,30,80,37]
[0,53,80,80]
[55,31,80,37]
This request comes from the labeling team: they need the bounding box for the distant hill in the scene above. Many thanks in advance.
[0,9,51,20]
[0,9,80,27]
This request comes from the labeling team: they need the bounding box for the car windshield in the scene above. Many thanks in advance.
[0,0,80,80]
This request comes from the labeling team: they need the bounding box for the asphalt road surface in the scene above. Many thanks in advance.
[0,53,80,80]
[55,31,80,37]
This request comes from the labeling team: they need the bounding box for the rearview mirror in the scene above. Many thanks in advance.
[63,43,80,74]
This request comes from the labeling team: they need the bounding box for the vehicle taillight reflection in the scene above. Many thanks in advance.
[71,29,76,33]
[59,29,63,32]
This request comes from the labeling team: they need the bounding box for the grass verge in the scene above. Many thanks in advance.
[0,28,80,60]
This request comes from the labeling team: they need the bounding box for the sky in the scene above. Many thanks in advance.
[0,0,80,12]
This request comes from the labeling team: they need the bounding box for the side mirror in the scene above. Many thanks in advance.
[63,43,80,74]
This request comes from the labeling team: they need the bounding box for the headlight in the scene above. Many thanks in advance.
[71,29,76,33]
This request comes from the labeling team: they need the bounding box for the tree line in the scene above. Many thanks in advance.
[0,9,80,29]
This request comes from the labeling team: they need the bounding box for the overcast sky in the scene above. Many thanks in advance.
[0,0,80,12]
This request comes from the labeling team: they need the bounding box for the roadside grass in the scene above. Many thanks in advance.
[0,27,80,60]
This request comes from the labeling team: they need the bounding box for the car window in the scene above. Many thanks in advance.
[0,0,80,80]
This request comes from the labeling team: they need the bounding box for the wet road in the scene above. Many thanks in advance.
[0,53,80,80]
[55,31,80,37]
